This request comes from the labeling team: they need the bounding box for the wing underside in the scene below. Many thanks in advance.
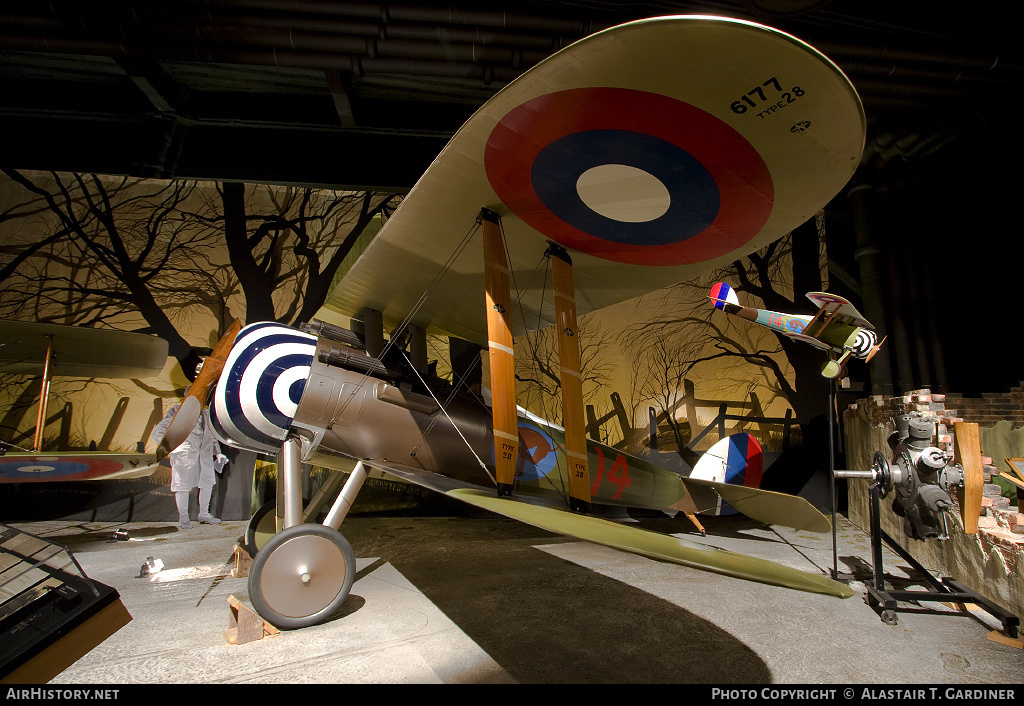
[319,15,865,343]
[0,320,169,378]
[449,488,851,598]
[805,292,872,329]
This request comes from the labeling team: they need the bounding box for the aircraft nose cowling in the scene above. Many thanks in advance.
[210,322,317,455]
[850,328,878,359]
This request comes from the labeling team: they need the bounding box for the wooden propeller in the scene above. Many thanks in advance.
[156,319,241,460]
[953,422,984,534]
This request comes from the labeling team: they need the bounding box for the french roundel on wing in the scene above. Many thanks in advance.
[0,458,116,481]
[210,323,317,455]
[484,87,774,266]
[850,329,877,359]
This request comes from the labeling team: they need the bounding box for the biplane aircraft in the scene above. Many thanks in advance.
[154,15,867,629]
[0,320,167,482]
[710,281,884,379]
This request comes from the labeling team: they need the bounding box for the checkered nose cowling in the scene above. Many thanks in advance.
[849,328,878,359]
[209,322,317,455]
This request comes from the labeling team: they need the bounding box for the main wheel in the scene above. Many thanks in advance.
[821,360,844,379]
[247,523,356,630]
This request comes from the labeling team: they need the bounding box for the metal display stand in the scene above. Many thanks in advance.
[827,382,1018,640]
[862,481,1019,637]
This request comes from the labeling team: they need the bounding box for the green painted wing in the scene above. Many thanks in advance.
[344,460,851,598]
[447,488,852,598]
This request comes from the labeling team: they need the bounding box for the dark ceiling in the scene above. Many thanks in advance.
[2,1,1021,191]
[1,1,1021,396]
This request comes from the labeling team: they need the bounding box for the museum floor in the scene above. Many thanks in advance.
[10,511,1024,684]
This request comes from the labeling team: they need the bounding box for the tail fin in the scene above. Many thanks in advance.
[709,282,739,310]
[688,433,763,517]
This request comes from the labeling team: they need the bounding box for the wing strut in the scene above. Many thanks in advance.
[481,209,518,496]
[547,244,592,514]
[32,334,54,452]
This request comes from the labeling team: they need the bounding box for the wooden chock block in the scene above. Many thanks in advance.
[224,594,279,645]
[232,544,252,578]
[941,601,979,612]
[987,630,1023,649]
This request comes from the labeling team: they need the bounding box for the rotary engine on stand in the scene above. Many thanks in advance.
[836,415,1019,636]
[873,415,965,541]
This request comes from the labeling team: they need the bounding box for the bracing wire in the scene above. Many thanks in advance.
[397,345,497,486]
[408,347,482,456]
[326,219,482,422]
[496,220,572,505]
[330,214,492,484]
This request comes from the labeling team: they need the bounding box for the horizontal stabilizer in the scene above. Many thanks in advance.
[681,477,832,534]
[448,488,851,598]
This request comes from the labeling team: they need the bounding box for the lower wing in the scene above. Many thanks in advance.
[353,459,851,599]
[782,331,833,351]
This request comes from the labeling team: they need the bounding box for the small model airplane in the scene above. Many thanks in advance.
[709,282,884,379]
[0,319,168,482]
[154,15,867,629]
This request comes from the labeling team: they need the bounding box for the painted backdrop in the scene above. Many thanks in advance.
[1,169,840,519]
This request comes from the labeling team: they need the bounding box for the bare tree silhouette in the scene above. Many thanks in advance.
[621,217,831,454]
[515,316,616,424]
[0,169,400,440]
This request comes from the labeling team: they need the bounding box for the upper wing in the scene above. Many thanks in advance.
[318,15,865,343]
[805,292,873,330]
[0,319,168,378]
[359,458,851,598]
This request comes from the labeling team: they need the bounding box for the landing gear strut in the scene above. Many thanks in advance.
[245,436,369,629]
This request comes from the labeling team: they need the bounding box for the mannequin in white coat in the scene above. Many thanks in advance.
[151,403,228,528]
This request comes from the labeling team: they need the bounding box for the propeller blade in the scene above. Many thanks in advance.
[188,319,242,407]
[155,319,241,460]
[865,335,887,363]
[954,422,984,534]
[156,395,201,460]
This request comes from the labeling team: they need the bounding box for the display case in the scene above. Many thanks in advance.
[0,523,131,683]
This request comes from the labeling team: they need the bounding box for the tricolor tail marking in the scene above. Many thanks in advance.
[689,433,764,516]
[709,282,739,310]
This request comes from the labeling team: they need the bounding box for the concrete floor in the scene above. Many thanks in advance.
[7,511,1023,684]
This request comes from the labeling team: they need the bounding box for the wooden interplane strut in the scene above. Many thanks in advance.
[32,335,53,451]
[547,244,592,513]
[481,209,518,495]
